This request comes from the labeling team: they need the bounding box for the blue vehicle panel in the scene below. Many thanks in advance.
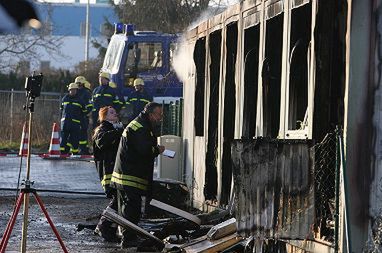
[102,25,182,100]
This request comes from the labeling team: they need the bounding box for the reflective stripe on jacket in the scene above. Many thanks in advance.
[92,85,123,111]
[110,112,159,195]
[93,121,123,191]
[60,94,85,126]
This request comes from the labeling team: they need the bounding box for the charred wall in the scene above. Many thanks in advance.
[313,0,347,142]
[221,22,238,205]
[263,14,283,138]
[204,31,222,200]
[242,25,260,138]
[194,37,206,137]
[231,138,315,239]
[288,3,311,130]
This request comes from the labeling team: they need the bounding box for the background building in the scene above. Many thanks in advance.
[33,1,118,70]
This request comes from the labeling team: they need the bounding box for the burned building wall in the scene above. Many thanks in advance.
[231,138,315,239]
[262,14,283,138]
[221,22,238,205]
[242,24,260,138]
[204,30,222,201]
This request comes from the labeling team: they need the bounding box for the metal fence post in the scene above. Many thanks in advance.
[335,127,340,253]
[10,89,14,144]
[161,100,164,136]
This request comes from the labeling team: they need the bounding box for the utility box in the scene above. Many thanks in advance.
[158,135,182,181]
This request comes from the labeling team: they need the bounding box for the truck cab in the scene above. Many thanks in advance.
[102,23,182,102]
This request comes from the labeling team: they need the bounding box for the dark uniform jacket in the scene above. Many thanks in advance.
[110,112,160,196]
[92,85,123,112]
[60,94,86,130]
[77,88,93,114]
[93,121,123,193]
[127,90,153,121]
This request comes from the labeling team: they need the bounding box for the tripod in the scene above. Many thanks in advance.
[0,95,68,253]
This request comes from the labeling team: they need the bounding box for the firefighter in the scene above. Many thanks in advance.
[75,76,92,154]
[93,106,124,242]
[60,83,85,155]
[110,102,165,248]
[92,71,123,128]
[126,78,153,122]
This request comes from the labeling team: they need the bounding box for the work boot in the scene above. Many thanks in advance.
[121,234,138,249]
[94,225,119,243]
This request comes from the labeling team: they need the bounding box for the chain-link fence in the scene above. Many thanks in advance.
[0,90,184,151]
[313,131,338,244]
[0,90,62,149]
[160,98,183,136]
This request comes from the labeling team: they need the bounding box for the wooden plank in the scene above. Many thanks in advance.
[150,199,202,225]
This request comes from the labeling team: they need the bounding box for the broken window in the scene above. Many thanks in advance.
[242,25,260,139]
[287,3,311,132]
[221,22,238,205]
[204,30,222,201]
[262,14,283,138]
[193,37,206,137]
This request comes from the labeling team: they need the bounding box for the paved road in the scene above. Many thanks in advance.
[0,157,103,194]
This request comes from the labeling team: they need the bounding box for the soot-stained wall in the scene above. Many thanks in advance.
[231,138,315,239]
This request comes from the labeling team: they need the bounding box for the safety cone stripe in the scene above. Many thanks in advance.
[48,122,61,156]
[51,133,59,139]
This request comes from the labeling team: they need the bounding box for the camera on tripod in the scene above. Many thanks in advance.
[25,73,43,98]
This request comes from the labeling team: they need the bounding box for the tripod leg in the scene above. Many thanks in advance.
[0,192,25,253]
[33,193,68,253]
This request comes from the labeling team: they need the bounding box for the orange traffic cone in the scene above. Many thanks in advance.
[48,123,61,156]
[19,123,29,156]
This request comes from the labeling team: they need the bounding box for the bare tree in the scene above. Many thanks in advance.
[114,0,220,33]
[0,17,65,73]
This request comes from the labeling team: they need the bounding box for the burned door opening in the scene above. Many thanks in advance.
[221,23,238,205]
[194,37,206,137]
[204,30,222,201]
[263,14,283,138]
[288,3,311,131]
[242,25,260,138]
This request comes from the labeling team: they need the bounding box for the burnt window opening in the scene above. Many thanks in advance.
[221,22,238,205]
[288,3,312,131]
[204,30,222,201]
[262,14,283,138]
[242,25,260,138]
[313,0,346,143]
[194,37,206,137]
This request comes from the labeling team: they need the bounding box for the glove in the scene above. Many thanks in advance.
[113,122,124,129]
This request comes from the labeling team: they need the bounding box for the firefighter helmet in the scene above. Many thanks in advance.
[99,71,110,80]
[68,83,79,90]
[109,81,117,88]
[84,80,91,90]
[75,76,86,84]
[134,78,144,86]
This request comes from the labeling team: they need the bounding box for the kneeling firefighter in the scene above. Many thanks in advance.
[93,106,124,242]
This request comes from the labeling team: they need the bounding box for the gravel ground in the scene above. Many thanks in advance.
[0,194,141,252]
[0,157,173,252]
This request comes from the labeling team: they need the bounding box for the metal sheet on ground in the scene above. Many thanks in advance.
[150,199,201,225]
[182,234,242,253]
[103,208,164,246]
